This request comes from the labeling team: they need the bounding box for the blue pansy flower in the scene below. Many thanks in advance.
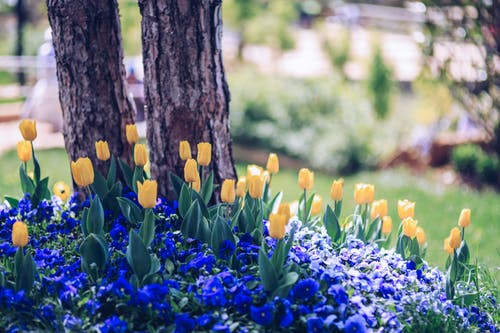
[250,304,274,326]
[306,317,324,333]
[175,314,195,333]
[293,278,319,301]
[344,314,367,333]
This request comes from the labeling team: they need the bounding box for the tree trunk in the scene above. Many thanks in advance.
[46,0,136,179]
[138,0,236,198]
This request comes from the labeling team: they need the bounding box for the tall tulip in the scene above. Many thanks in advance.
[12,221,28,247]
[134,143,148,167]
[179,141,192,161]
[449,227,461,249]
[298,168,314,190]
[398,199,415,220]
[268,213,286,240]
[95,141,111,161]
[458,208,471,228]
[19,119,37,141]
[236,177,247,198]
[137,180,157,208]
[248,175,264,199]
[221,179,236,203]
[402,217,417,239]
[330,179,343,201]
[197,142,211,166]
[126,124,139,145]
[17,141,32,162]
[184,159,198,183]
[71,157,94,187]
[266,153,279,174]
[381,216,392,235]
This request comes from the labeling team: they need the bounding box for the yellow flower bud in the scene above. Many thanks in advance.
[416,226,426,245]
[247,164,263,179]
[371,199,388,220]
[19,119,37,141]
[268,213,286,239]
[184,159,198,183]
[298,168,314,190]
[381,216,392,235]
[449,227,461,249]
[221,179,236,203]
[398,199,415,220]
[12,221,28,247]
[197,142,211,166]
[354,183,374,205]
[126,124,139,145]
[311,195,323,215]
[95,140,110,161]
[137,180,157,208]
[402,217,418,239]
[330,179,343,201]
[134,143,148,167]
[53,181,71,201]
[236,177,247,198]
[458,208,471,228]
[192,172,201,192]
[277,202,291,225]
[444,236,453,255]
[248,175,265,199]
[71,157,94,187]
[266,153,279,174]
[179,140,192,161]
[17,140,32,162]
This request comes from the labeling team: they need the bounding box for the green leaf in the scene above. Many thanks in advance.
[272,271,298,298]
[87,196,104,235]
[33,152,41,184]
[258,247,279,292]
[238,204,253,234]
[80,233,108,273]
[323,205,341,242]
[92,170,108,199]
[265,191,283,217]
[81,207,89,236]
[4,196,19,208]
[190,189,210,219]
[366,218,381,242]
[31,177,50,207]
[165,259,175,275]
[409,237,420,257]
[126,230,151,282]
[210,216,235,258]
[200,171,214,205]
[118,158,133,188]
[106,156,117,188]
[132,166,143,193]
[117,197,143,224]
[457,241,470,265]
[139,209,155,248]
[19,164,35,195]
[168,172,185,199]
[181,201,202,240]
[271,239,285,269]
[102,181,123,214]
[19,252,36,293]
[178,184,191,218]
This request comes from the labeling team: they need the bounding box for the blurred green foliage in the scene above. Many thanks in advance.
[452,144,500,186]
[367,46,393,120]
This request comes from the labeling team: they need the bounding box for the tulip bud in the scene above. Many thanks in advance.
[17,140,32,162]
[19,119,37,141]
[448,227,461,249]
[371,199,388,220]
[330,179,343,201]
[53,181,71,201]
[266,153,279,174]
[184,159,198,183]
[278,202,291,225]
[381,216,392,235]
[137,180,157,208]
[236,177,247,198]
[179,140,192,161]
[298,168,314,190]
[354,183,374,205]
[192,172,201,192]
[268,213,286,239]
[71,157,94,187]
[398,199,415,220]
[12,221,28,247]
[311,195,323,215]
[221,179,236,203]
[365,184,375,203]
[416,226,426,245]
[134,143,148,167]
[458,208,471,228]
[248,174,265,199]
[95,140,110,161]
[126,124,139,145]
[247,164,263,180]
[402,217,418,239]
[197,142,211,166]
[443,237,453,255]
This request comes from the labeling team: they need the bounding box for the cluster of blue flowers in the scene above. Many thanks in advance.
[0,193,497,332]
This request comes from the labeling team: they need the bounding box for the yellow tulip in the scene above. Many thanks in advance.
[444,237,453,255]
[134,143,148,167]
[137,180,157,208]
[381,216,392,235]
[278,202,291,225]
[298,168,314,190]
[71,157,94,187]
[330,179,343,201]
[371,199,388,220]
[449,227,461,249]
[17,140,32,162]
[354,183,374,205]
[19,119,37,141]
[236,177,247,198]
[402,217,418,239]
[126,124,139,145]
[197,142,211,166]
[53,181,71,201]
[458,208,471,228]
[311,195,323,215]
[12,221,28,247]
[266,153,279,174]
[95,140,111,161]
[179,140,192,161]
[192,172,201,192]
[416,226,426,245]
[221,179,236,203]
[398,199,415,220]
[184,159,198,183]
[248,175,265,199]
[268,213,286,240]
[247,164,263,179]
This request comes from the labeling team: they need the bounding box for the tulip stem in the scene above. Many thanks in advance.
[303,189,307,225]
[461,227,465,241]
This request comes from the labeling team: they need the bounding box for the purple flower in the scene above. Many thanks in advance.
[328,284,348,305]
[201,276,227,307]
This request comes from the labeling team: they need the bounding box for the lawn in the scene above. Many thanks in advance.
[1,147,499,278]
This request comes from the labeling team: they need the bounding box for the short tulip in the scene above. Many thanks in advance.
[278,203,291,225]
[236,177,247,198]
[444,237,453,255]
[354,183,375,205]
[398,199,415,220]
[71,157,94,187]
[221,179,236,203]
[12,221,28,247]
[137,180,157,209]
[449,227,461,249]
[382,216,392,235]
[19,119,37,141]
[134,143,148,167]
[179,141,192,161]
[184,159,198,183]
[266,153,279,174]
[402,217,418,239]
[248,175,265,199]
[416,226,426,245]
[458,208,471,228]
[371,199,388,219]
[126,124,139,145]
[298,168,314,190]
[311,195,323,215]
[330,179,343,201]
[268,213,286,239]
[197,142,211,166]
[95,140,110,161]
[17,140,32,162]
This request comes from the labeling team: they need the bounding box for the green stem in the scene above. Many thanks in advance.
[303,189,307,225]
[461,227,465,241]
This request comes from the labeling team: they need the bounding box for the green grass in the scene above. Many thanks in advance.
[1,148,498,279]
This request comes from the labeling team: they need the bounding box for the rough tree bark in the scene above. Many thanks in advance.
[46,0,135,176]
[138,0,237,197]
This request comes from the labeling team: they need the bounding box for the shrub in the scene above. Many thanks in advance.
[476,153,500,184]
[367,46,393,120]
[451,144,483,177]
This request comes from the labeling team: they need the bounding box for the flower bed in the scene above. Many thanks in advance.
[0,192,497,332]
